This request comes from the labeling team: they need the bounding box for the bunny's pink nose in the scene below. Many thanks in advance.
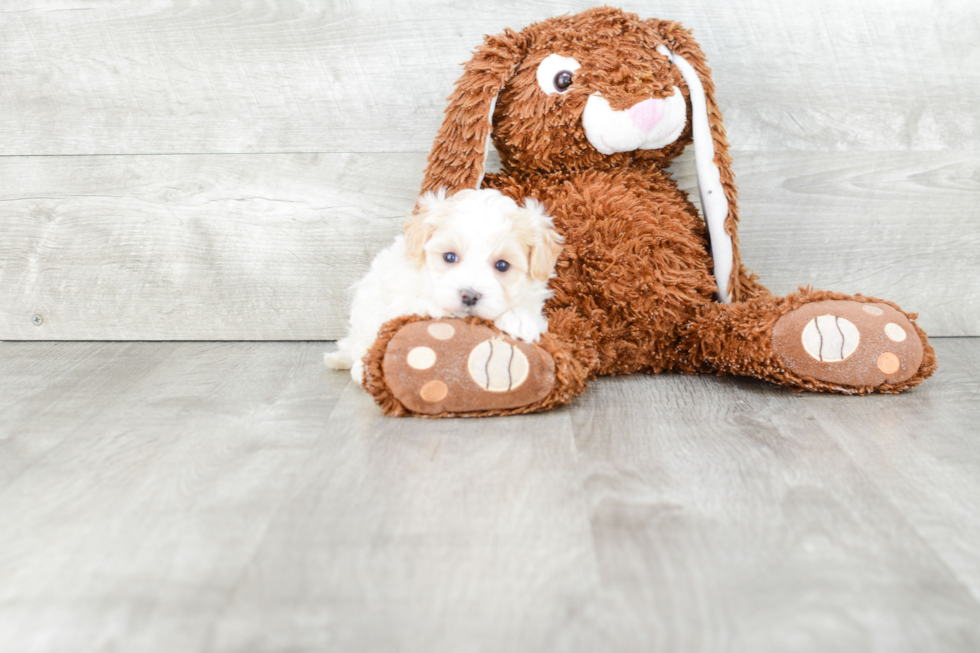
[627,98,666,132]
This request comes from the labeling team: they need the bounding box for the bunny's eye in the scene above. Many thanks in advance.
[553,71,573,92]
[536,53,581,96]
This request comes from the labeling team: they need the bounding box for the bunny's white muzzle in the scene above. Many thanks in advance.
[581,87,687,155]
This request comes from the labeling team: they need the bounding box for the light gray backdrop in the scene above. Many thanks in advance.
[1,0,977,339]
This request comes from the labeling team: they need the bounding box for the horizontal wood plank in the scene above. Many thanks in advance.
[0,150,975,339]
[0,0,976,154]
[0,153,423,339]
[673,150,980,335]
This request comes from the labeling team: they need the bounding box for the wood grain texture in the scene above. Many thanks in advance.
[0,0,976,154]
[815,339,980,603]
[0,153,422,339]
[207,389,593,652]
[0,342,349,652]
[1,150,975,339]
[674,150,980,336]
[568,369,980,652]
[1,339,979,652]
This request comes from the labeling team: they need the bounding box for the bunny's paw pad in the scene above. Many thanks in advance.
[382,319,555,415]
[772,300,924,389]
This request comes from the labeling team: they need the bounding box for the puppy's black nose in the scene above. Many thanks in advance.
[461,288,481,307]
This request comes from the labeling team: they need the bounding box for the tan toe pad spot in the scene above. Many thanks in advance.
[877,352,900,374]
[427,322,455,340]
[419,380,448,403]
[884,323,907,342]
[407,346,437,370]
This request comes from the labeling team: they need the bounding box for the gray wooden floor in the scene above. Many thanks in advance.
[1,338,978,653]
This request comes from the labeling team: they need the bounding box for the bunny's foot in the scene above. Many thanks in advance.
[681,289,936,394]
[361,315,593,417]
[771,299,928,392]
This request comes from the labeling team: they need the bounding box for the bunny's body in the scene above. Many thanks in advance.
[360,8,935,417]
[485,165,712,377]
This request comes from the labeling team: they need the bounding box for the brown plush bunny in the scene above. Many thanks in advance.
[359,6,936,417]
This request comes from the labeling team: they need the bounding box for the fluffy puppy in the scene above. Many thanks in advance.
[325,188,563,383]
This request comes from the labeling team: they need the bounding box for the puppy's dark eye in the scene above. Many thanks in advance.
[443,253,458,264]
[495,260,510,272]
[553,71,573,92]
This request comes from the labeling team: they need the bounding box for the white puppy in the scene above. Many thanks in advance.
[325,188,563,384]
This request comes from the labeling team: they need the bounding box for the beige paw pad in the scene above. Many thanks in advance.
[467,339,530,392]
[801,315,860,362]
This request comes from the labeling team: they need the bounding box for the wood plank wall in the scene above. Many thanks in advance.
[1,0,977,339]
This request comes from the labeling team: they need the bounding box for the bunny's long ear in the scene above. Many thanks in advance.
[422,29,529,194]
[652,21,766,303]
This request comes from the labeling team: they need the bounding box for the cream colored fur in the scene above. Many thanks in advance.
[324,189,563,383]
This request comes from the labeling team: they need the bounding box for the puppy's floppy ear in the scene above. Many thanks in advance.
[530,227,564,283]
[422,29,529,194]
[650,20,765,304]
[515,198,564,282]
[404,189,447,266]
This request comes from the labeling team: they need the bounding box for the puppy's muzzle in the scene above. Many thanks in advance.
[461,288,482,307]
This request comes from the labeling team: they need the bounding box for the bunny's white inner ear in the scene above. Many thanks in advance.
[657,45,733,303]
[475,93,499,189]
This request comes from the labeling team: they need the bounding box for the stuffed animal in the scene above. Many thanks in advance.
[358,6,936,417]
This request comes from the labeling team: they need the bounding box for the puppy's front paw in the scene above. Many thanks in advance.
[423,301,448,320]
[351,360,365,385]
[324,350,353,370]
[495,309,548,343]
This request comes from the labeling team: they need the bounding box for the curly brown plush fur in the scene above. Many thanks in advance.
[361,7,934,417]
